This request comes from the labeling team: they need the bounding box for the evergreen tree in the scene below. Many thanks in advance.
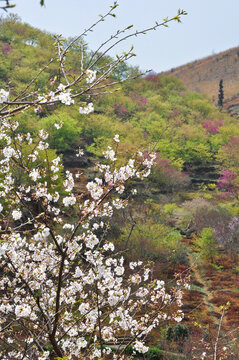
[218,79,224,107]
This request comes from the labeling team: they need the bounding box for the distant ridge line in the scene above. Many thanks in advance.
[161,45,239,101]
[163,45,239,75]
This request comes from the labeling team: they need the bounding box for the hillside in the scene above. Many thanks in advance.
[2,16,239,359]
[164,46,239,103]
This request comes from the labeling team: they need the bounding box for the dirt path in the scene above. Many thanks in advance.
[187,253,222,322]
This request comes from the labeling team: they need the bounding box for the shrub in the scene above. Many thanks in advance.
[195,227,218,262]
[177,197,231,235]
[173,324,189,342]
[39,113,82,151]
[166,326,174,341]
[146,347,164,360]
[150,156,190,193]
[217,137,239,172]
[166,324,189,342]
[215,216,239,252]
[217,169,238,195]
[124,345,134,355]
[1,42,12,55]
[202,120,223,135]
[114,103,130,119]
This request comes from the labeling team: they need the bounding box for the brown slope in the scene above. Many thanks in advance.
[163,46,239,102]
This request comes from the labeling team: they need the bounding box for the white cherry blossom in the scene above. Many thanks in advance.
[85,69,97,84]
[0,89,9,103]
[79,102,94,114]
[12,209,22,220]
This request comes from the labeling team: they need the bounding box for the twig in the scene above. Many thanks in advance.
[214,308,225,360]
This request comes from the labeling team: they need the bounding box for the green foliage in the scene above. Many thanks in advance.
[146,347,164,360]
[39,113,82,151]
[116,221,172,261]
[166,324,189,342]
[173,325,189,342]
[216,137,239,174]
[124,345,135,356]
[166,230,189,265]
[195,227,218,262]
[0,16,237,181]
[2,17,239,228]
[210,262,224,272]
[115,216,188,265]
[163,203,180,216]
[82,113,145,159]
[221,202,239,216]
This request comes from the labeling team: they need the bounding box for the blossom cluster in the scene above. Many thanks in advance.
[34,68,97,114]
[217,169,237,194]
[0,88,9,103]
[202,119,223,135]
[85,69,97,84]
[36,83,95,114]
[79,102,94,114]
[37,83,74,106]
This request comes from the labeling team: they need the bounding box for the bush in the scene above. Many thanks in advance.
[146,347,164,360]
[166,326,174,341]
[166,324,189,342]
[195,227,218,262]
[39,113,82,151]
[124,345,141,356]
[115,220,188,265]
[150,157,190,193]
[173,324,189,342]
[177,197,231,235]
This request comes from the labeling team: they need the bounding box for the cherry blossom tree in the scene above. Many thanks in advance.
[0,3,187,359]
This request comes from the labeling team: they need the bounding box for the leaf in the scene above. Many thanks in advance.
[173,16,182,23]
[110,3,119,10]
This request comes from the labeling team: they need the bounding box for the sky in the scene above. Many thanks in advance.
[5,0,239,73]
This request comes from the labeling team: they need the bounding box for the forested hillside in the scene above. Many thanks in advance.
[1,15,239,359]
[1,16,237,184]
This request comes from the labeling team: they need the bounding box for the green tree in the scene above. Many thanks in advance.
[195,227,218,263]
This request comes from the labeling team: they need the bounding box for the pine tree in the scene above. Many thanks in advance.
[218,79,224,108]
